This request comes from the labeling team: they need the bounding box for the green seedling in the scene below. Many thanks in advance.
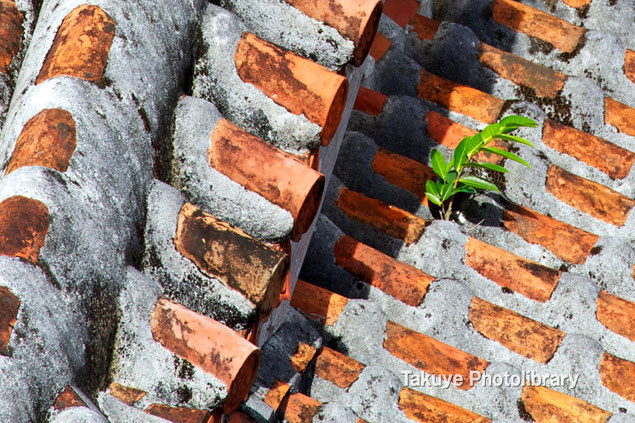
[425,115,537,220]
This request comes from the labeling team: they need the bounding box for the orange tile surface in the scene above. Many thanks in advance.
[382,0,419,28]
[354,86,387,115]
[290,280,349,325]
[53,386,87,410]
[543,119,635,179]
[145,404,212,423]
[492,0,585,53]
[289,342,318,373]
[372,147,436,200]
[384,321,489,390]
[599,353,635,402]
[334,235,433,306]
[546,165,635,226]
[469,297,565,363]
[37,5,115,84]
[521,386,612,423]
[399,387,491,422]
[369,32,391,61]
[478,42,567,98]
[503,204,599,264]
[465,237,561,302]
[263,380,290,411]
[409,14,440,41]
[625,49,635,84]
[108,382,146,406]
[596,291,635,341]
[0,0,23,74]
[605,97,635,137]
[314,347,365,389]
[336,187,427,244]
[234,32,348,145]
[281,393,321,423]
[418,69,504,123]
[0,196,49,263]
[0,286,19,352]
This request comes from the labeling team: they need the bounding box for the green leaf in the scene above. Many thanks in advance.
[464,162,509,173]
[425,192,443,206]
[464,134,483,158]
[495,133,535,148]
[459,175,500,192]
[481,146,531,167]
[430,150,447,179]
[454,138,469,170]
[480,123,500,143]
[425,179,440,197]
[500,115,537,129]
[440,172,457,201]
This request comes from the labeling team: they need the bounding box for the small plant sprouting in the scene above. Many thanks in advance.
[425,115,537,220]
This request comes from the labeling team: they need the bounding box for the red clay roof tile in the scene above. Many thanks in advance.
[418,69,504,123]
[369,32,392,61]
[107,382,146,406]
[372,147,436,200]
[209,119,325,241]
[0,0,23,74]
[596,291,635,341]
[150,297,261,413]
[545,164,635,226]
[234,32,348,146]
[314,346,365,389]
[503,204,599,264]
[0,286,19,353]
[599,353,635,402]
[353,86,387,115]
[492,0,585,53]
[290,280,349,325]
[145,404,213,423]
[469,297,565,363]
[336,187,427,244]
[280,393,321,423]
[465,237,561,302]
[521,385,612,423]
[334,235,433,306]
[409,14,440,41]
[53,386,87,411]
[625,49,635,84]
[6,109,77,175]
[37,5,115,84]
[0,196,49,263]
[382,0,419,28]
[384,321,489,390]
[263,380,290,412]
[605,97,635,137]
[399,387,491,422]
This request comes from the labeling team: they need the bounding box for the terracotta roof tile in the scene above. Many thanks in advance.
[492,0,585,53]
[353,86,387,115]
[596,291,635,341]
[209,119,325,241]
[605,97,635,137]
[334,235,433,306]
[145,404,212,423]
[107,382,146,406]
[283,0,383,66]
[150,297,261,413]
[0,286,18,353]
[399,387,491,422]
[53,386,87,410]
[469,297,565,363]
[409,14,440,41]
[546,164,635,226]
[0,196,49,263]
[314,346,365,389]
[478,42,567,98]
[290,279,349,325]
[599,353,635,402]
[372,147,436,200]
[289,342,318,373]
[503,204,599,264]
[336,186,427,244]
[6,109,77,174]
[369,32,391,61]
[263,380,290,411]
[37,5,115,84]
[280,393,321,423]
[174,202,289,315]
[466,237,561,302]
[0,0,23,74]
[384,320,489,390]
[418,69,504,123]
[521,385,612,423]
[543,119,635,179]
[560,0,592,7]
[382,0,419,28]
[234,32,348,146]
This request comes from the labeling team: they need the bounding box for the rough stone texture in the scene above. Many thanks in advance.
[50,407,109,423]
[142,180,257,331]
[98,393,172,423]
[192,4,323,153]
[311,402,359,423]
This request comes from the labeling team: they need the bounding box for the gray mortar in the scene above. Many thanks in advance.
[219,0,355,70]
[109,267,227,411]
[311,402,360,423]
[0,258,86,422]
[253,307,322,392]
[192,4,322,153]
[142,180,256,331]
[240,395,276,423]
[50,408,109,423]
[171,96,293,241]
[98,393,173,423]
[347,366,410,423]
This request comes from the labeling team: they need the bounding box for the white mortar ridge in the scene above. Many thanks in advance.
[193,4,323,153]
[171,96,294,241]
[97,393,172,423]
[219,0,355,70]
